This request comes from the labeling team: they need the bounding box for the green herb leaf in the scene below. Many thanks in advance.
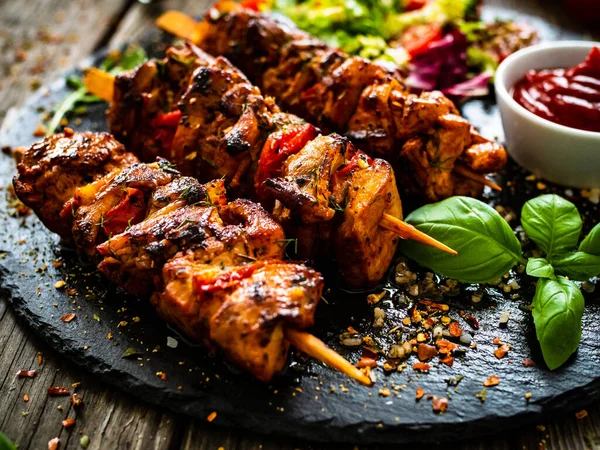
[579,223,600,256]
[0,432,17,450]
[532,277,584,370]
[45,45,147,135]
[521,195,582,259]
[121,348,142,359]
[552,252,600,281]
[399,196,523,283]
[526,258,555,279]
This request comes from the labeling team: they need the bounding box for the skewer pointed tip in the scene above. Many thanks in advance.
[284,328,373,386]
[454,164,502,192]
[381,214,457,255]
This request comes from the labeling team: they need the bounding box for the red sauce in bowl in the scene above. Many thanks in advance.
[512,46,600,133]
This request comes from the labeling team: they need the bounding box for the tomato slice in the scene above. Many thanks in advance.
[102,188,147,237]
[150,110,182,152]
[399,23,443,57]
[255,123,318,198]
[403,0,428,11]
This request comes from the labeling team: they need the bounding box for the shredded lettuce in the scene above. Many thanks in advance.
[384,0,481,38]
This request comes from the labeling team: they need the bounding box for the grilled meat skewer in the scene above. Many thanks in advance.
[84,44,455,288]
[13,129,370,385]
[157,5,507,202]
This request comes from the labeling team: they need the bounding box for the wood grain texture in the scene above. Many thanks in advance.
[1,0,600,448]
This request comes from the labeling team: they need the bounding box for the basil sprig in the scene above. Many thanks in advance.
[400,194,600,370]
[399,197,524,284]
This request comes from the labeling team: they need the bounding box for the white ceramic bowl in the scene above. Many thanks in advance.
[495,41,600,188]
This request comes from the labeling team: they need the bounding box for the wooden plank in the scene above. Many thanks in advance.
[0,0,131,123]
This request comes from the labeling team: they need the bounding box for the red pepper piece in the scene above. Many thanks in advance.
[255,123,317,198]
[150,110,182,152]
[102,188,146,237]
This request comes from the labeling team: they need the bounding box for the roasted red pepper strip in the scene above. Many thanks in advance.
[255,123,317,198]
[102,188,146,237]
[194,261,271,294]
[150,110,182,152]
[332,150,373,183]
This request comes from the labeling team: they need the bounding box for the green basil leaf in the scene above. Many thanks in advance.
[552,251,600,281]
[579,223,600,256]
[532,277,583,370]
[526,258,555,279]
[400,196,523,283]
[521,195,581,259]
[0,432,17,450]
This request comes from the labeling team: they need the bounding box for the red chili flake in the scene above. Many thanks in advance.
[207,411,217,422]
[466,314,480,329]
[448,322,462,337]
[356,349,378,368]
[71,393,84,408]
[48,437,59,450]
[156,371,167,381]
[483,375,500,387]
[432,396,448,413]
[436,339,458,355]
[47,386,70,396]
[419,300,447,311]
[417,343,439,361]
[412,362,431,372]
[61,418,75,428]
[493,336,501,345]
[60,313,75,323]
[494,344,510,359]
[16,370,36,378]
[416,387,425,400]
[347,326,359,335]
[522,358,536,367]
[576,409,588,419]
[24,394,30,402]
[439,356,455,367]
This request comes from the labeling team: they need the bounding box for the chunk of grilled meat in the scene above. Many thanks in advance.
[109,45,202,162]
[266,135,403,288]
[196,3,507,201]
[154,257,322,382]
[14,131,324,383]
[13,130,137,238]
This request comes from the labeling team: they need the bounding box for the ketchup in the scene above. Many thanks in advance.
[512,46,600,133]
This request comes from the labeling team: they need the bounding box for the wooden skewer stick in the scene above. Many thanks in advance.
[84,68,115,101]
[284,328,372,386]
[454,164,502,192]
[156,10,204,43]
[380,214,457,255]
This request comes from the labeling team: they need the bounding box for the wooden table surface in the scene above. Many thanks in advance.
[0,1,599,449]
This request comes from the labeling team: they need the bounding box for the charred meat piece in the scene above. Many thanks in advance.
[13,130,138,239]
[333,159,403,288]
[154,257,322,382]
[109,45,201,162]
[197,4,507,201]
[171,53,276,184]
[72,163,175,258]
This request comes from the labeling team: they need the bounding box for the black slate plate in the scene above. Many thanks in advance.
[1,9,599,445]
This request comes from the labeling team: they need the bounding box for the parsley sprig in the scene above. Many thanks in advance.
[45,45,147,135]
